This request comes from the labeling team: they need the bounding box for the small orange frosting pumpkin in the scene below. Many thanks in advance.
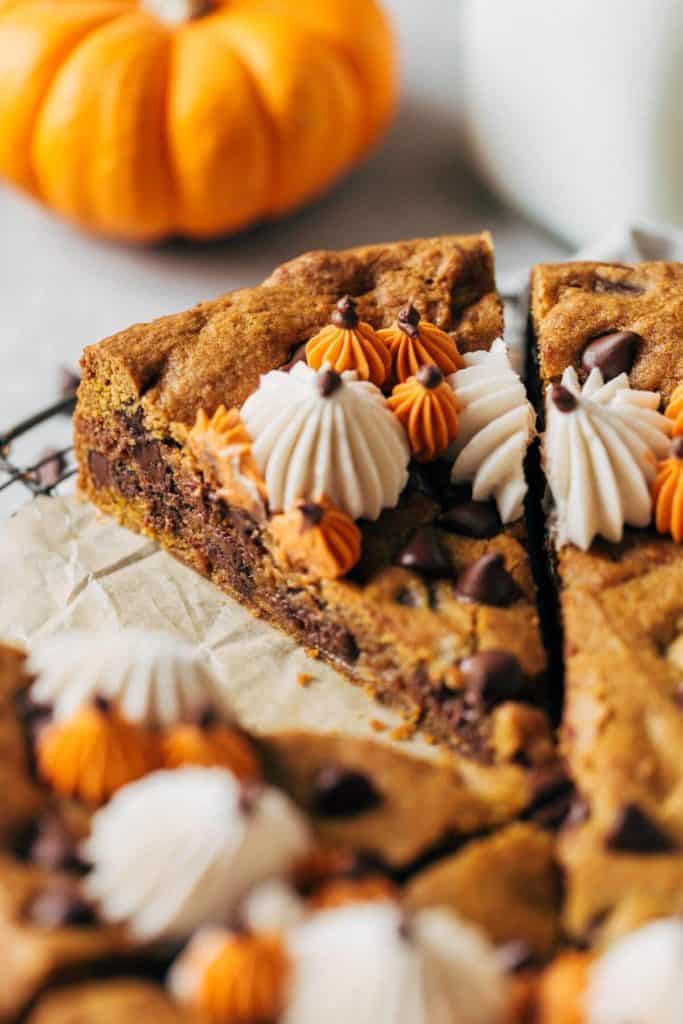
[161,718,262,780]
[378,304,464,384]
[188,406,267,514]
[387,364,459,461]
[310,874,398,910]
[535,951,593,1024]
[305,295,391,386]
[198,931,290,1024]
[270,496,362,579]
[665,383,683,436]
[653,438,683,543]
[37,699,160,806]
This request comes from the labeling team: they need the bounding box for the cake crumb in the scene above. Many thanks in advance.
[370,718,387,733]
[304,648,321,660]
[297,672,315,688]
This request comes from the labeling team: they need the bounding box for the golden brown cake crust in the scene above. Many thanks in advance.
[530,261,683,946]
[531,259,683,401]
[81,234,502,432]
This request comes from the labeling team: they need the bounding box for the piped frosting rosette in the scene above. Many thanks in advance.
[28,629,223,727]
[241,363,410,521]
[544,367,671,550]
[169,901,506,1024]
[448,339,535,523]
[82,767,312,942]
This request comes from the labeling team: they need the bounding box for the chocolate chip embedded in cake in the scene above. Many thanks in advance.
[74,235,558,836]
[530,260,683,946]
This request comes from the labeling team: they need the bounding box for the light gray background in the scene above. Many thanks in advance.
[0,0,567,440]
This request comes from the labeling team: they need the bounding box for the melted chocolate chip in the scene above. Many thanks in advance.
[26,881,96,928]
[281,343,307,372]
[525,771,575,830]
[606,803,677,854]
[28,814,83,873]
[331,295,359,330]
[299,502,325,528]
[455,553,518,606]
[671,437,683,459]
[581,331,641,381]
[318,368,343,397]
[133,441,165,485]
[461,650,527,710]
[416,364,443,389]
[593,278,645,296]
[393,586,418,607]
[396,526,452,578]
[438,499,501,539]
[550,384,577,414]
[407,461,454,503]
[88,450,111,488]
[313,765,382,818]
[398,303,421,338]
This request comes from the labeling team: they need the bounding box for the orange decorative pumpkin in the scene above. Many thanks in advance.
[0,0,397,241]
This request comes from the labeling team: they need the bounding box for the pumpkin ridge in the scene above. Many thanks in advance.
[0,1,128,194]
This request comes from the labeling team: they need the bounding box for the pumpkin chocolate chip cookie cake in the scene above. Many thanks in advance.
[4,238,683,1022]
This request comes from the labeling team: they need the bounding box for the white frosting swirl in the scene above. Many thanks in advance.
[544,367,671,551]
[588,918,683,1024]
[82,768,311,941]
[241,363,409,520]
[448,339,535,523]
[283,902,505,1024]
[28,629,223,728]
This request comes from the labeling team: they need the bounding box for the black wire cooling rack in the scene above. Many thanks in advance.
[0,391,78,513]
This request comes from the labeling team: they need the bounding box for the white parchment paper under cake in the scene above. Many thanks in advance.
[0,494,439,759]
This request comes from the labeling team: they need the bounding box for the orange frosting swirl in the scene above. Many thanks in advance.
[310,875,398,910]
[188,406,266,514]
[378,303,464,384]
[160,720,262,780]
[270,496,362,579]
[305,295,391,386]
[387,365,459,461]
[653,439,683,542]
[198,932,290,1024]
[665,383,683,437]
[37,700,159,805]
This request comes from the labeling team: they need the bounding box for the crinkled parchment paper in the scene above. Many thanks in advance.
[0,494,438,760]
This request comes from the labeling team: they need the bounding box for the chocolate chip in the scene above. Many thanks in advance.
[318,368,343,397]
[331,295,359,330]
[455,553,518,606]
[281,343,307,372]
[407,461,454,502]
[396,526,452,578]
[581,331,641,381]
[299,502,325,528]
[606,803,677,854]
[416,364,443,389]
[313,765,382,818]
[26,881,96,928]
[593,278,645,295]
[671,437,683,459]
[438,499,501,539]
[28,814,83,873]
[133,441,165,485]
[393,586,418,607]
[59,366,80,401]
[398,303,421,338]
[525,771,575,830]
[461,650,527,710]
[550,384,577,413]
[88,450,111,488]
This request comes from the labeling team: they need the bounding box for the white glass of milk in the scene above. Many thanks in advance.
[461,0,683,245]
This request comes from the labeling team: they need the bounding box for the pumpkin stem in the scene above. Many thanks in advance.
[144,0,214,25]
